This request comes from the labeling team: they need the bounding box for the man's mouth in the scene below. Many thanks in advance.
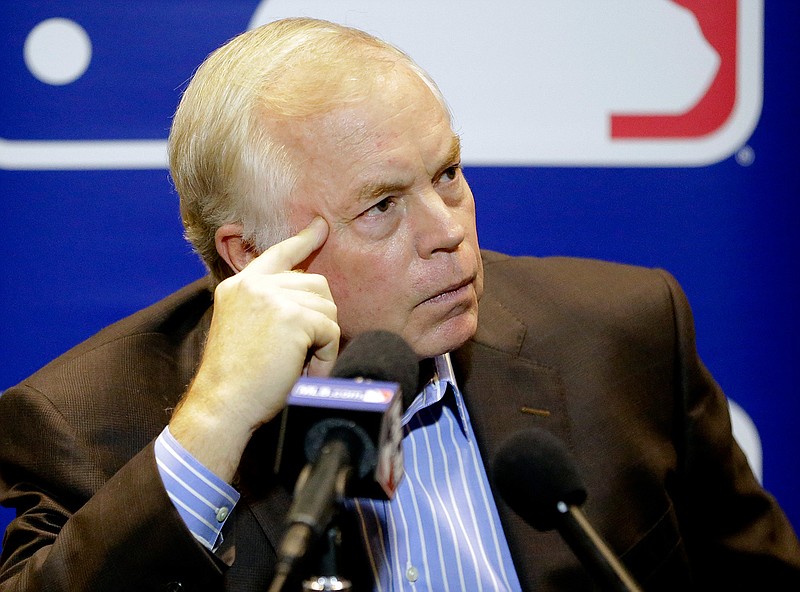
[422,276,475,306]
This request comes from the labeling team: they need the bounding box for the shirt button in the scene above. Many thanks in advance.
[216,506,230,522]
[405,565,419,582]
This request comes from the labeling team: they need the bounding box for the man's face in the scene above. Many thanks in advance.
[275,69,483,359]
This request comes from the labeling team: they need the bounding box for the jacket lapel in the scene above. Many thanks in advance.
[453,291,574,459]
[452,291,579,588]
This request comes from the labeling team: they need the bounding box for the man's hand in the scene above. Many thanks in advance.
[169,217,339,482]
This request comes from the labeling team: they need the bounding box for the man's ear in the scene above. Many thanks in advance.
[215,223,257,273]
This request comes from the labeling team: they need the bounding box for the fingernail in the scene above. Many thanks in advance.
[308,216,328,238]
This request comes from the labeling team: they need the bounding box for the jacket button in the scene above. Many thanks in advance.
[165,582,183,591]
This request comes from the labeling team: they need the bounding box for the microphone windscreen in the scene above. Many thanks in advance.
[333,330,419,409]
[493,428,587,531]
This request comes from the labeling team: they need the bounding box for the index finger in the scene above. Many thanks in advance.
[246,217,329,274]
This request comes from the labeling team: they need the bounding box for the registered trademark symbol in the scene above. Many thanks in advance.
[735,145,755,166]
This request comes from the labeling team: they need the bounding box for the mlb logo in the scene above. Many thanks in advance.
[1,0,762,169]
[252,0,762,167]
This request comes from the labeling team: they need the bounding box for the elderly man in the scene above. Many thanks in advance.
[1,17,799,592]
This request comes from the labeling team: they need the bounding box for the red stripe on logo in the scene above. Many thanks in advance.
[611,0,737,139]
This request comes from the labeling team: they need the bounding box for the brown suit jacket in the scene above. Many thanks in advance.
[1,251,799,591]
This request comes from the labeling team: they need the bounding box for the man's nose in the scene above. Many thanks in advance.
[415,190,466,257]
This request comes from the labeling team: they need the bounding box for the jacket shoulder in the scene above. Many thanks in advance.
[6,278,213,418]
[477,250,689,361]
[480,250,679,315]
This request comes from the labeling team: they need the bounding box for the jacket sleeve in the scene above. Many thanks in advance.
[658,269,800,587]
[0,384,228,591]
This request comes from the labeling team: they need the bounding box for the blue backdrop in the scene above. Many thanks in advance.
[2,1,798,543]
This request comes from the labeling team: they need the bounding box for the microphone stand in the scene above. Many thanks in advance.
[558,502,643,592]
[268,438,356,592]
[301,522,352,591]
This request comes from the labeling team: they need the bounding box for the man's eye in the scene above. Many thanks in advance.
[367,197,394,215]
[441,165,460,181]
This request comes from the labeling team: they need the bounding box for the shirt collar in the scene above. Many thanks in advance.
[402,352,470,436]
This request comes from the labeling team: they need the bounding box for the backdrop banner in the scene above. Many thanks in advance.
[1,0,797,537]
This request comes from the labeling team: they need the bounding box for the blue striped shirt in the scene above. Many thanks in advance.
[347,354,521,591]
[155,354,521,590]
[154,426,240,551]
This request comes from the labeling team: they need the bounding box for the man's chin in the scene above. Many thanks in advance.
[408,311,478,360]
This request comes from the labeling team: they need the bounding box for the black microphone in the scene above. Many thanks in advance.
[270,330,418,590]
[493,428,643,592]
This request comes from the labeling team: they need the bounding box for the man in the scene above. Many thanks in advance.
[1,17,799,592]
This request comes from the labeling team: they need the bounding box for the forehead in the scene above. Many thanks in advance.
[273,69,456,205]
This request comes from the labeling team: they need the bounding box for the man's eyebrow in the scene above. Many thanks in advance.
[444,134,462,168]
[356,134,462,204]
[357,180,409,204]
